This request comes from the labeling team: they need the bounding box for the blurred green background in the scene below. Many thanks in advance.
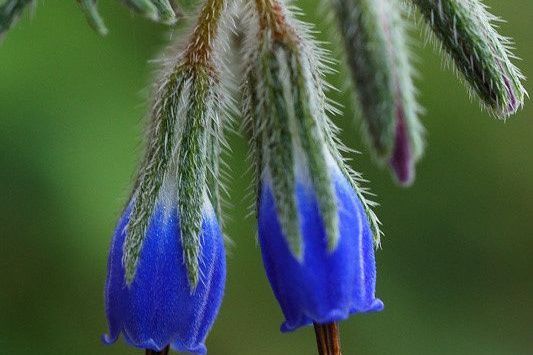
[0,0,531,354]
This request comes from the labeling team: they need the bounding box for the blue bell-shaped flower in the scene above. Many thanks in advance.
[258,164,383,332]
[104,190,225,353]
[241,0,383,333]
[103,3,233,347]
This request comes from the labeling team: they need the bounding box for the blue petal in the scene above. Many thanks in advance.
[258,172,383,332]
[104,203,225,353]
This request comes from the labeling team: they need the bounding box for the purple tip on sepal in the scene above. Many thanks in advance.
[503,76,519,116]
[389,112,414,186]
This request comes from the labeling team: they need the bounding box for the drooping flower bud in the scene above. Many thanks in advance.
[331,0,424,186]
[412,0,527,117]
[242,0,383,331]
[103,0,231,351]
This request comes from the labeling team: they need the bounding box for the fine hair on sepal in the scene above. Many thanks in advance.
[329,0,424,186]
[411,0,527,118]
[240,0,382,250]
[121,0,234,289]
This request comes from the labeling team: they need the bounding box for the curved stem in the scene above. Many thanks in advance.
[314,322,342,355]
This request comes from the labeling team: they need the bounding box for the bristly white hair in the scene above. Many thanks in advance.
[409,0,527,118]
[123,0,237,287]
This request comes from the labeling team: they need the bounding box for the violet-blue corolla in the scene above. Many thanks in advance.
[104,191,225,353]
[258,161,384,331]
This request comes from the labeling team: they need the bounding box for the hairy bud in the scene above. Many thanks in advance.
[413,0,527,117]
[332,0,424,185]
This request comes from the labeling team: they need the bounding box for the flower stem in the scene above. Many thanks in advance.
[313,322,342,355]
[145,346,169,355]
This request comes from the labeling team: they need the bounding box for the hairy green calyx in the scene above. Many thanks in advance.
[242,0,382,255]
[123,0,229,289]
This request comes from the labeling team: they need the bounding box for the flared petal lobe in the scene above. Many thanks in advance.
[104,202,225,354]
[258,170,383,332]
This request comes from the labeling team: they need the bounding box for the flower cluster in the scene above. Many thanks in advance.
[1,0,526,353]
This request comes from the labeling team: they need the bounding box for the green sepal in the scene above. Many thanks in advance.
[151,0,177,25]
[0,0,34,38]
[289,51,339,251]
[176,70,211,289]
[78,0,108,36]
[123,0,159,21]
[413,0,526,117]
[122,68,186,285]
[260,45,303,260]
[333,0,396,158]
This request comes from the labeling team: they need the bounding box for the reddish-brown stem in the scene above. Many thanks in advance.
[313,322,342,355]
[145,345,170,355]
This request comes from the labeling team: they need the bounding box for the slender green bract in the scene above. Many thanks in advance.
[151,0,177,24]
[0,0,34,37]
[123,0,159,21]
[176,71,211,287]
[78,0,108,36]
[290,54,339,251]
[412,0,526,117]
[122,67,185,285]
[259,44,302,258]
